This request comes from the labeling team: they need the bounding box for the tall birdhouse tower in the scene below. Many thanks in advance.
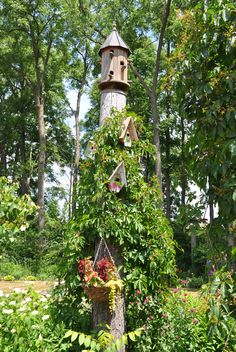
[98,23,131,126]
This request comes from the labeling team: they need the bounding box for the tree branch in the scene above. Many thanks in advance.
[152,0,171,93]
[129,61,152,98]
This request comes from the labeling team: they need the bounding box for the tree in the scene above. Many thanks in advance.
[0,0,73,235]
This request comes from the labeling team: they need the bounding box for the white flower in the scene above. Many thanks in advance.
[9,301,16,306]
[0,290,4,297]
[5,294,10,298]
[42,315,50,321]
[44,305,49,309]
[32,325,38,329]
[40,297,47,302]
[31,310,39,315]
[11,329,16,333]
[2,309,13,314]
[20,224,27,231]
[0,302,4,306]
[38,334,43,340]
[17,307,27,312]
[22,297,32,304]
[13,288,22,293]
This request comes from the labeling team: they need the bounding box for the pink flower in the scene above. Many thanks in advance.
[180,279,188,285]
[192,318,198,324]
[144,297,150,304]
[162,313,167,318]
[190,308,196,313]
[136,289,141,295]
[173,288,179,294]
[183,292,188,297]
[182,299,187,303]
[147,316,153,321]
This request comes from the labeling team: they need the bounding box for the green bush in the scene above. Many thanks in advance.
[24,275,38,281]
[201,269,236,351]
[3,275,15,281]
[0,288,71,351]
[0,257,32,280]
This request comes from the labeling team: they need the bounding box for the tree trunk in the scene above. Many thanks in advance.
[72,91,82,214]
[191,233,197,272]
[165,128,171,218]
[37,100,46,233]
[208,175,214,223]
[180,116,186,205]
[19,122,30,195]
[151,95,162,191]
[0,141,7,176]
[92,240,125,351]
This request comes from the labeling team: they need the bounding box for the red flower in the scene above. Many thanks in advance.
[162,313,167,318]
[136,289,141,295]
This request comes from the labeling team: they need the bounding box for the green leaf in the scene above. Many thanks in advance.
[128,332,136,342]
[79,333,85,345]
[64,330,73,338]
[71,331,79,342]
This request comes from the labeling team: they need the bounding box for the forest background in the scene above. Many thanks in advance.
[0,0,235,285]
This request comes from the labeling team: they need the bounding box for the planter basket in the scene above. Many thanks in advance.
[84,286,110,302]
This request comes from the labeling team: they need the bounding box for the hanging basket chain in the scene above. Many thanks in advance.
[94,235,121,280]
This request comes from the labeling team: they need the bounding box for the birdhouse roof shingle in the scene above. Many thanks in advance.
[99,26,131,56]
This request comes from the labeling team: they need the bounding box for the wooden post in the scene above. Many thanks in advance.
[92,23,131,349]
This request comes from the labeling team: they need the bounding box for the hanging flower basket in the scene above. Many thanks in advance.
[83,286,110,302]
[78,256,123,311]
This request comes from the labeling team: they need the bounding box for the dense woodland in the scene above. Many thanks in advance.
[0,0,235,351]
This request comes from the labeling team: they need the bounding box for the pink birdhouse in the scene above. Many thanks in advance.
[108,161,127,193]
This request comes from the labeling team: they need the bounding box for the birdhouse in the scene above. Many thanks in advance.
[98,23,131,92]
[119,117,138,147]
[108,161,127,193]
[84,140,96,158]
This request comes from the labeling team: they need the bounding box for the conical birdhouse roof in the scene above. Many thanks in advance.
[99,24,131,56]
[119,117,138,145]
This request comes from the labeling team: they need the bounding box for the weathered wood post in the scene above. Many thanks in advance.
[92,23,131,349]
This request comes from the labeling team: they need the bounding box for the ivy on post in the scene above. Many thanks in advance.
[73,23,176,350]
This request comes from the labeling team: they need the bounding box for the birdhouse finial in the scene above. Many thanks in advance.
[112,21,117,31]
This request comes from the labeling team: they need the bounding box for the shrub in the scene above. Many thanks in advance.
[0,287,71,351]
[24,275,38,281]
[0,257,32,280]
[3,275,15,281]
[201,269,236,351]
[127,287,217,351]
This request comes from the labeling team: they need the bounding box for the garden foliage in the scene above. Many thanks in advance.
[56,111,176,339]
[0,288,71,352]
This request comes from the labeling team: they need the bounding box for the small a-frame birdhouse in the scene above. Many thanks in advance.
[119,117,138,147]
[85,140,96,158]
[108,161,127,193]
